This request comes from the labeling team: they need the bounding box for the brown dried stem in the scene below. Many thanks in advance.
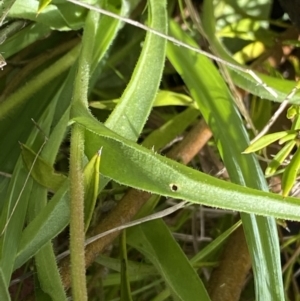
[207,226,251,301]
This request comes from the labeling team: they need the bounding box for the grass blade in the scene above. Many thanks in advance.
[167,17,285,301]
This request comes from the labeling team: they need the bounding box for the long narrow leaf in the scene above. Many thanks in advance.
[167,15,285,300]
[76,114,300,221]
[103,0,167,140]
[127,220,211,301]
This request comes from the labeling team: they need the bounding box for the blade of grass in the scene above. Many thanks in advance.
[0,22,50,58]
[120,231,133,301]
[142,107,199,151]
[26,105,67,300]
[30,187,68,301]
[14,180,70,270]
[0,161,33,286]
[0,44,80,121]
[0,73,69,179]
[190,220,242,264]
[103,0,167,140]
[127,219,211,301]
[0,268,10,301]
[90,0,130,73]
[13,90,71,270]
[167,16,285,300]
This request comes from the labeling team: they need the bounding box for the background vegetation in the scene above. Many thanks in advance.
[1,0,300,300]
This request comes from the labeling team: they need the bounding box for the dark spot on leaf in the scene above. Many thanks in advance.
[169,183,178,192]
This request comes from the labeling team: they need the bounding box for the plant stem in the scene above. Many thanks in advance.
[69,124,87,301]
[68,10,100,300]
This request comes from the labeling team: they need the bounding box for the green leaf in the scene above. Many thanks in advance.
[0,0,16,25]
[190,220,242,264]
[14,180,69,270]
[96,255,157,276]
[120,231,133,301]
[0,44,80,122]
[199,1,298,104]
[90,0,129,72]
[278,131,298,144]
[265,140,296,176]
[287,105,299,119]
[30,186,67,301]
[127,220,210,301]
[21,143,67,192]
[38,0,52,14]
[243,131,294,154]
[25,102,67,301]
[13,90,71,270]
[153,90,195,107]
[103,0,167,141]
[9,0,86,30]
[14,0,132,270]
[168,9,285,300]
[0,22,51,60]
[75,114,300,221]
[0,268,10,301]
[282,146,300,197]
[142,107,199,151]
[0,164,33,285]
[83,149,101,232]
[89,90,195,110]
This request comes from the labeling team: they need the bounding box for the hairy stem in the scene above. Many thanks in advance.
[69,124,87,301]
